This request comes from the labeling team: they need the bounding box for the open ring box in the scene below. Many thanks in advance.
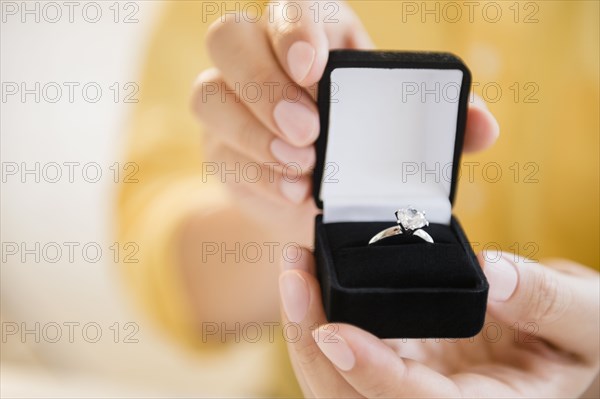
[313,50,489,338]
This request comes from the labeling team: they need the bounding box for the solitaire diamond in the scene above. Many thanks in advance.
[395,207,428,231]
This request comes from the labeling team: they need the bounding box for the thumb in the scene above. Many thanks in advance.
[266,1,374,86]
[312,323,461,398]
[481,251,599,361]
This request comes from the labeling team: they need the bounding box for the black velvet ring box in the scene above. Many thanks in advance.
[313,50,489,338]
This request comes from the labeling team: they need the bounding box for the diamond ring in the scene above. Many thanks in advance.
[368,207,434,245]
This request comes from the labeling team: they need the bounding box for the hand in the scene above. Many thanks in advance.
[279,249,600,398]
[191,1,500,247]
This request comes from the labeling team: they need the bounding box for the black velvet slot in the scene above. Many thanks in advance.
[336,244,474,288]
[324,222,477,289]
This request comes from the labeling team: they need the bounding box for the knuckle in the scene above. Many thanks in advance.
[364,360,408,397]
[234,118,272,162]
[246,67,279,94]
[206,13,238,43]
[364,379,396,398]
[293,339,322,368]
[191,69,223,119]
[206,13,250,56]
[522,270,571,324]
[268,15,313,51]
[238,120,262,153]
[269,17,300,41]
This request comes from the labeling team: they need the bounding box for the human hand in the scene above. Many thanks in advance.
[191,1,499,247]
[279,249,600,397]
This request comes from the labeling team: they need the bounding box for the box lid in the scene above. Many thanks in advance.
[313,50,471,225]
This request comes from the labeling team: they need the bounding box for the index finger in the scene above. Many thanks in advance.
[206,15,319,147]
[266,0,374,86]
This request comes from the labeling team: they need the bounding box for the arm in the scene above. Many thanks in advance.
[116,2,280,346]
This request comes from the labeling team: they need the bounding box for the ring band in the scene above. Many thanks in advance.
[368,207,434,245]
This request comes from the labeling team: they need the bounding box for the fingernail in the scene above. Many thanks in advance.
[270,138,316,171]
[312,327,355,371]
[472,101,500,141]
[280,178,309,204]
[273,100,319,146]
[483,108,500,140]
[483,253,518,302]
[279,272,309,323]
[287,41,315,83]
[471,94,500,140]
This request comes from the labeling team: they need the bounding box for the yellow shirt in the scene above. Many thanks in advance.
[117,1,599,396]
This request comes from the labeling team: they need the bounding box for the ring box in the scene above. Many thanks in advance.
[313,50,489,338]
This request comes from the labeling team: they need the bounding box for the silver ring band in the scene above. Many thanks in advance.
[368,226,402,245]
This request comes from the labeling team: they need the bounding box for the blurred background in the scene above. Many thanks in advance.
[1,1,598,398]
[1,2,263,397]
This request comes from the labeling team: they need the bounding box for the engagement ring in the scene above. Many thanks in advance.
[368,207,434,244]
